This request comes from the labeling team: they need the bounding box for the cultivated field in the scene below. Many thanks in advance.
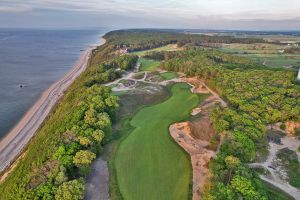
[220,43,300,70]
[115,83,203,200]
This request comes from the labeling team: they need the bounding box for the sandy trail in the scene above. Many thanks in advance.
[249,136,300,199]
[0,38,106,174]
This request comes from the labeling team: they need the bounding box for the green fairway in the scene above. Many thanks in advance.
[160,72,178,80]
[115,83,203,200]
[133,44,178,56]
[139,58,161,71]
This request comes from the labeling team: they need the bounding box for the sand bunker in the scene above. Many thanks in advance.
[169,89,222,200]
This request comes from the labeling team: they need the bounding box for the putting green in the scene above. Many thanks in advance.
[115,83,203,200]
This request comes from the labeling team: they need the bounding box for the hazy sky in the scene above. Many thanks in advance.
[0,0,300,30]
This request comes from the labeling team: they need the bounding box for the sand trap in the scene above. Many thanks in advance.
[169,85,223,200]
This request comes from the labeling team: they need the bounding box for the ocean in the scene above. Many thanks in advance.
[0,28,108,139]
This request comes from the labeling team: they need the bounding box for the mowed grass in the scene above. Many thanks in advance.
[139,58,161,71]
[160,72,178,80]
[115,83,202,200]
[133,44,179,56]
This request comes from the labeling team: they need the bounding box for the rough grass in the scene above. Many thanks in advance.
[277,148,300,188]
[139,58,161,71]
[262,181,295,200]
[114,83,202,200]
[160,72,178,80]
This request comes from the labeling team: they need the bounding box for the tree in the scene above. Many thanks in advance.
[230,176,267,200]
[55,179,85,200]
[73,150,96,167]
[84,107,97,126]
[225,155,240,184]
[215,119,229,133]
[92,130,104,142]
[35,183,57,200]
[77,136,91,147]
[55,166,68,185]
[203,183,235,200]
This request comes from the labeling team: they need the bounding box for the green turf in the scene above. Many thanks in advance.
[160,72,178,80]
[133,44,177,56]
[115,83,203,200]
[139,58,161,71]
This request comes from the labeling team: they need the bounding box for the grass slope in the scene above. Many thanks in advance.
[115,83,202,200]
[139,58,161,71]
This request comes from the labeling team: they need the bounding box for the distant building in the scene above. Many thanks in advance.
[297,68,300,82]
[278,49,285,54]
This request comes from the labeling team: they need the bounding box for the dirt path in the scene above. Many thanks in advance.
[85,158,109,200]
[249,136,300,199]
[183,77,227,107]
[0,38,106,175]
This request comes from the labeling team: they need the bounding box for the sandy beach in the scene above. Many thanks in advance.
[0,37,106,174]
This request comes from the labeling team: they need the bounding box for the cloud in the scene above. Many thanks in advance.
[2,0,300,18]
[0,0,299,29]
[0,5,32,13]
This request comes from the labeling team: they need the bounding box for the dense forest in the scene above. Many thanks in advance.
[160,49,300,199]
[105,29,265,52]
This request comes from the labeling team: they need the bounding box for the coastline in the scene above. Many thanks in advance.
[0,36,106,174]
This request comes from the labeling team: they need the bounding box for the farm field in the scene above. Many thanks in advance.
[139,58,161,71]
[114,83,204,200]
[220,43,300,69]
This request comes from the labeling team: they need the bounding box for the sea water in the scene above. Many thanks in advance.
[0,28,108,139]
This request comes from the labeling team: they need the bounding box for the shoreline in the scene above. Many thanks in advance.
[0,37,106,174]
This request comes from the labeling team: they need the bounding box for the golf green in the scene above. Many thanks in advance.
[115,83,202,200]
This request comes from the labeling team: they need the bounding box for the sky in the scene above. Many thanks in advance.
[0,0,300,30]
